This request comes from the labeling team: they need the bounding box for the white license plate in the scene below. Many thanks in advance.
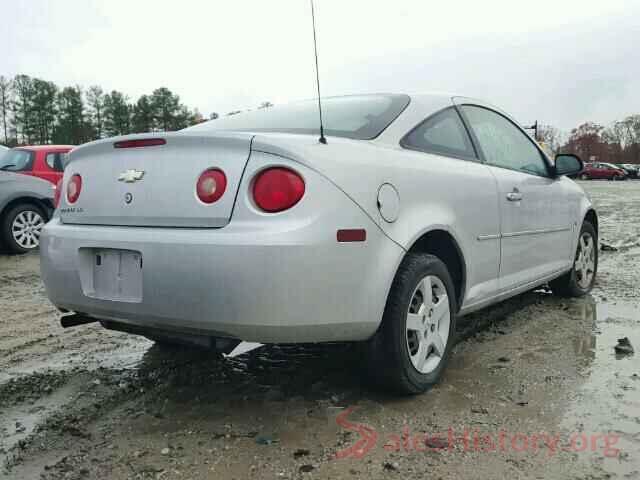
[89,249,143,302]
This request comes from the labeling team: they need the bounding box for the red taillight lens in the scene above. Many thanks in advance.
[67,174,82,204]
[252,167,305,213]
[54,179,62,208]
[114,138,166,149]
[196,169,227,204]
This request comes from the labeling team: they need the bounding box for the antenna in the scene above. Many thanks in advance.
[310,0,327,144]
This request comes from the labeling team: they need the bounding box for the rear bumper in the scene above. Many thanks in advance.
[41,212,403,343]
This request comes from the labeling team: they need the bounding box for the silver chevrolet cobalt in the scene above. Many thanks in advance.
[41,94,597,393]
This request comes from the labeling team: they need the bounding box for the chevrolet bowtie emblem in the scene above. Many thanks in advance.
[118,169,145,183]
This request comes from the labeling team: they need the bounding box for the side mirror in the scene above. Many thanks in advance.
[554,154,583,177]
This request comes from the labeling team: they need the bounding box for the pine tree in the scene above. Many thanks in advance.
[12,74,36,144]
[150,87,181,131]
[103,91,132,136]
[86,86,105,139]
[31,78,58,144]
[131,95,154,133]
[0,76,12,145]
[54,86,87,145]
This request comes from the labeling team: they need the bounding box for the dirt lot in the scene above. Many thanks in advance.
[1,181,638,480]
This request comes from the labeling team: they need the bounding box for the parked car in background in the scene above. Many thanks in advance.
[0,145,73,185]
[1,170,55,252]
[580,162,626,180]
[41,93,596,394]
[618,164,639,179]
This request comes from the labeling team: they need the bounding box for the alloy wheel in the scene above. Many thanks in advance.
[11,210,45,249]
[406,275,451,374]
[575,232,595,289]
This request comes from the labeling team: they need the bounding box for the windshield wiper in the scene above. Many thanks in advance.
[0,164,17,171]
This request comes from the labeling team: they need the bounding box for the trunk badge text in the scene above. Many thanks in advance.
[118,169,145,183]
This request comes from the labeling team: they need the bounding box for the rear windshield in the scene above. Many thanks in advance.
[0,149,34,172]
[185,94,410,140]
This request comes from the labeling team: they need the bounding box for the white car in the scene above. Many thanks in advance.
[40,94,596,394]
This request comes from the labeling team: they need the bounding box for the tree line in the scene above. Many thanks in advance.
[0,74,212,146]
[530,117,640,165]
[559,117,640,164]
[1,72,639,165]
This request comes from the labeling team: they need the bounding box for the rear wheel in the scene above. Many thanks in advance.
[1,204,47,253]
[580,173,589,180]
[364,253,457,394]
[550,221,597,296]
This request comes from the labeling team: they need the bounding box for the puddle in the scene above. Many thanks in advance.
[562,301,640,477]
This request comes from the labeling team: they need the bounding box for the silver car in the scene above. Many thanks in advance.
[40,94,596,393]
[1,170,55,252]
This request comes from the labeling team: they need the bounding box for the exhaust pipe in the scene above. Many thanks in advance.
[60,313,98,329]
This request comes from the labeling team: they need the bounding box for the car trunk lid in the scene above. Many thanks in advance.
[60,132,253,228]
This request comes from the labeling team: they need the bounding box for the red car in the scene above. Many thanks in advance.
[0,145,74,185]
[580,162,626,181]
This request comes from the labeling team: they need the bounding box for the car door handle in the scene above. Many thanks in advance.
[506,189,522,202]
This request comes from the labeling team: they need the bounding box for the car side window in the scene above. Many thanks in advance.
[0,149,34,172]
[45,152,65,172]
[462,105,549,176]
[401,107,476,160]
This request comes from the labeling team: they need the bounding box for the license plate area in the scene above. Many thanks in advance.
[78,248,143,303]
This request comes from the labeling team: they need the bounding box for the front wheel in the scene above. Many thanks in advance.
[550,221,597,296]
[364,253,457,394]
[580,173,589,180]
[1,203,47,253]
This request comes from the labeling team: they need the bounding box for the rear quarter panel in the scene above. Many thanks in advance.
[252,136,502,309]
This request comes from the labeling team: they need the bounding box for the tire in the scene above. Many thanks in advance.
[580,173,589,180]
[1,203,47,254]
[550,221,598,297]
[363,253,457,394]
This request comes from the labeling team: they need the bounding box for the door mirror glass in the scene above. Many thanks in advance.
[555,154,583,176]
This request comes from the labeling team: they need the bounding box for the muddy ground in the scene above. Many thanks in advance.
[1,181,638,480]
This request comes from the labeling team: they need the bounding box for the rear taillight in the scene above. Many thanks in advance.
[252,167,305,213]
[54,179,62,208]
[67,174,82,204]
[114,138,166,148]
[196,169,227,204]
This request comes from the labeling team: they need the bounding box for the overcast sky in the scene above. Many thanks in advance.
[1,0,639,130]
